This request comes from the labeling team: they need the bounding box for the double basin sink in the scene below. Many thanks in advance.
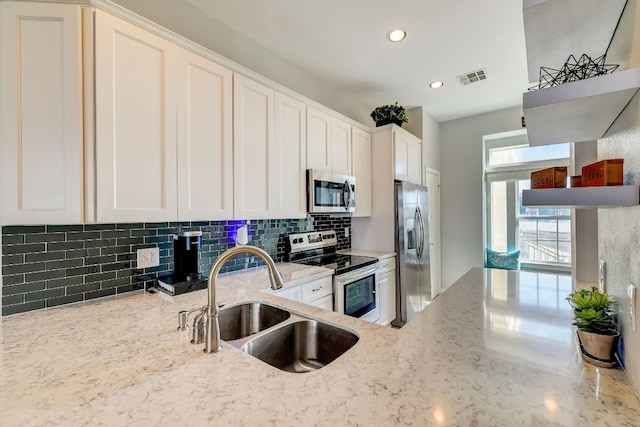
[217,302,359,373]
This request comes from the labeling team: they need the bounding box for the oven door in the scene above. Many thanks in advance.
[307,169,355,213]
[334,264,379,323]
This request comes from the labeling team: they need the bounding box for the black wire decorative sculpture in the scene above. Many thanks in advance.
[529,54,619,91]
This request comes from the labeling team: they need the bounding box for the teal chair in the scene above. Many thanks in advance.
[485,248,520,270]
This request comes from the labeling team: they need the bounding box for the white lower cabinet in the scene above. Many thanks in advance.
[0,1,84,224]
[377,256,397,326]
[271,275,334,311]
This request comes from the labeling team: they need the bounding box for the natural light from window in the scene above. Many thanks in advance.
[484,130,571,273]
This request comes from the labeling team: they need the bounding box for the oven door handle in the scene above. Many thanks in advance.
[334,264,378,285]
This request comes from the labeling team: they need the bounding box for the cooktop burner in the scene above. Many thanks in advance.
[287,230,378,275]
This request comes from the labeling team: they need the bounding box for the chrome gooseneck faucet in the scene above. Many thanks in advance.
[199,245,284,353]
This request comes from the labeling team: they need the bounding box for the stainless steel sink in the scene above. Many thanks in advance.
[218,302,290,341]
[240,320,359,373]
[218,302,359,373]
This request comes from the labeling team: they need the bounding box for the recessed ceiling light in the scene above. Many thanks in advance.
[388,29,407,42]
[430,81,444,89]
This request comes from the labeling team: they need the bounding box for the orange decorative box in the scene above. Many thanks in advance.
[581,159,624,186]
[570,176,582,187]
[531,167,567,189]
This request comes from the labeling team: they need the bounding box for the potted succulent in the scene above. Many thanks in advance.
[566,287,619,364]
[370,102,409,127]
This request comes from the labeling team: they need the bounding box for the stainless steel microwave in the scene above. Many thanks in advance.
[307,169,356,213]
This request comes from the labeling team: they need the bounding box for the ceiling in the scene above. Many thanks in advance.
[181,0,530,122]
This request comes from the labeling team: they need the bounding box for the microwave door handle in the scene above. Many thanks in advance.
[342,180,352,211]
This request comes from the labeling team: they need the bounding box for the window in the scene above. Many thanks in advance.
[483,129,571,273]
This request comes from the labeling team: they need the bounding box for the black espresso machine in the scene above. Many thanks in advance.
[156,231,208,295]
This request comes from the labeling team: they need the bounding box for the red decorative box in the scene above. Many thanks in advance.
[531,167,567,189]
[581,159,623,186]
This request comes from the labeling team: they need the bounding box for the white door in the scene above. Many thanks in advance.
[424,168,442,296]
[331,118,352,175]
[306,106,332,171]
[351,128,372,217]
[177,49,233,221]
[233,74,276,219]
[94,10,178,223]
[275,92,307,218]
[0,2,84,224]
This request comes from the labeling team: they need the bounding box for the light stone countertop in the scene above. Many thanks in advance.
[1,265,639,426]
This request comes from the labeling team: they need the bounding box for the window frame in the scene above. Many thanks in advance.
[482,129,571,275]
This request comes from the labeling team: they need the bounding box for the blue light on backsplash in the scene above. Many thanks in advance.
[1,214,351,316]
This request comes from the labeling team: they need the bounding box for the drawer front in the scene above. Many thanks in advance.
[377,257,396,274]
[307,294,333,311]
[301,276,333,303]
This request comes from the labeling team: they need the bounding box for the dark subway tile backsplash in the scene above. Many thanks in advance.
[1,214,351,316]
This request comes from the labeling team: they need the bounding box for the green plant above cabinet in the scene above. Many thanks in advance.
[523,67,640,146]
[522,185,640,208]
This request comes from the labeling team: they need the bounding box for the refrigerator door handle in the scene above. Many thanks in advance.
[417,206,426,258]
[414,207,422,258]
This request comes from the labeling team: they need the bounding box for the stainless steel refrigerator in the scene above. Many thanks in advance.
[392,181,431,327]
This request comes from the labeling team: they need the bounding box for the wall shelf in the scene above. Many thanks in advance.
[522,185,640,208]
[523,67,640,146]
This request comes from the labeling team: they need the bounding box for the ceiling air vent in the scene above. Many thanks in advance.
[457,68,487,86]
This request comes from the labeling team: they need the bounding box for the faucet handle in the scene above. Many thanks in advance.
[191,308,207,344]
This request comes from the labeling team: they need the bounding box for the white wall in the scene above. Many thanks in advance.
[109,0,372,125]
[597,90,640,395]
[440,106,523,288]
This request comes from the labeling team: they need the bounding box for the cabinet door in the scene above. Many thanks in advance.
[233,74,276,219]
[407,139,422,185]
[0,2,83,224]
[307,294,333,311]
[94,10,178,222]
[351,128,372,217]
[177,50,233,221]
[306,106,332,171]
[378,269,397,326]
[275,92,307,218]
[394,132,410,182]
[331,118,352,175]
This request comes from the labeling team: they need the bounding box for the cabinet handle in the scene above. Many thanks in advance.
[312,287,321,292]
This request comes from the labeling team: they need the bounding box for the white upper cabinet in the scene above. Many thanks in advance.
[306,106,332,171]
[351,127,372,217]
[234,74,307,219]
[0,2,84,225]
[392,126,422,184]
[94,10,178,223]
[307,106,355,175]
[330,118,352,175]
[274,92,307,218]
[176,49,233,221]
[233,74,277,219]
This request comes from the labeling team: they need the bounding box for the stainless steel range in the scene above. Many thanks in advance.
[287,230,379,323]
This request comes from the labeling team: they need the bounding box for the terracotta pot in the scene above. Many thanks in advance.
[578,330,620,361]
